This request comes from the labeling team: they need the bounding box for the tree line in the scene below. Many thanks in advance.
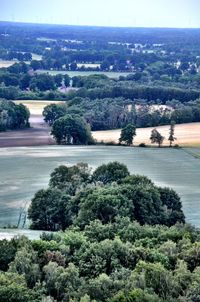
[43,97,200,133]
[119,122,176,147]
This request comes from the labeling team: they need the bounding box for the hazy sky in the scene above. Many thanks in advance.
[0,0,200,28]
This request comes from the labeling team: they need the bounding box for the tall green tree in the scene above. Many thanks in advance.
[150,128,165,147]
[51,114,94,145]
[119,124,136,146]
[49,163,91,193]
[168,121,176,147]
[28,188,67,231]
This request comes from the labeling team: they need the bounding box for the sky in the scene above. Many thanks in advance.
[0,0,200,28]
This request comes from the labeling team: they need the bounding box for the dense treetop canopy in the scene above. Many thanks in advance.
[0,99,30,132]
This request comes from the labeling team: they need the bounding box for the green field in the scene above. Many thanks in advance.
[37,69,131,78]
[0,146,200,228]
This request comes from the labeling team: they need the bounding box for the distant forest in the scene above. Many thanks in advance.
[1,22,200,130]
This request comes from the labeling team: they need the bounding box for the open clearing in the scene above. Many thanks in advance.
[14,100,64,115]
[0,100,64,147]
[0,145,200,227]
[92,123,200,147]
[31,53,42,60]
[37,69,131,78]
[77,63,101,68]
[0,60,16,68]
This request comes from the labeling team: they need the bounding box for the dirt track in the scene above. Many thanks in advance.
[0,115,55,148]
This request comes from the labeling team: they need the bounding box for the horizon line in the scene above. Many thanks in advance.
[0,20,200,30]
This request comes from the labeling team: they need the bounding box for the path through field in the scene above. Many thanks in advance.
[0,115,55,147]
[0,100,59,148]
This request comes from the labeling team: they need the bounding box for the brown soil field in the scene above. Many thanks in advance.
[0,115,55,148]
[92,123,200,147]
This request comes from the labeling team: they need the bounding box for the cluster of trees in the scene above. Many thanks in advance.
[2,162,200,301]
[0,99,30,131]
[3,221,200,302]
[68,83,200,104]
[28,162,185,231]
[0,63,72,99]
[149,123,176,147]
[43,97,200,132]
[51,114,94,145]
[0,68,70,91]
[2,22,200,89]
[43,98,137,131]
[0,50,32,61]
[2,23,200,77]
[118,122,176,147]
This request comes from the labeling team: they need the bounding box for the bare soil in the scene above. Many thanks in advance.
[0,115,55,148]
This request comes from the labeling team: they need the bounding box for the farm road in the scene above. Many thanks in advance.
[0,115,55,148]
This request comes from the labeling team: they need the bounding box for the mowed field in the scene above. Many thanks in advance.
[92,123,200,147]
[14,100,64,115]
[37,69,131,78]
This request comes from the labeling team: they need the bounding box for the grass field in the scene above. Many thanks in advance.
[37,69,131,78]
[92,123,200,147]
[77,63,101,68]
[0,145,200,227]
[31,53,42,61]
[14,100,64,115]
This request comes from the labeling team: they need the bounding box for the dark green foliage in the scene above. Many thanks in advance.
[68,97,137,131]
[119,175,154,186]
[29,74,55,91]
[111,289,160,302]
[0,100,30,131]
[28,188,67,231]
[28,162,185,231]
[51,114,94,145]
[119,124,136,145]
[76,186,134,227]
[168,121,176,147]
[49,162,91,193]
[43,103,67,125]
[1,216,200,302]
[159,187,185,226]
[92,162,130,184]
[0,273,40,302]
[150,128,165,147]
[0,239,17,271]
